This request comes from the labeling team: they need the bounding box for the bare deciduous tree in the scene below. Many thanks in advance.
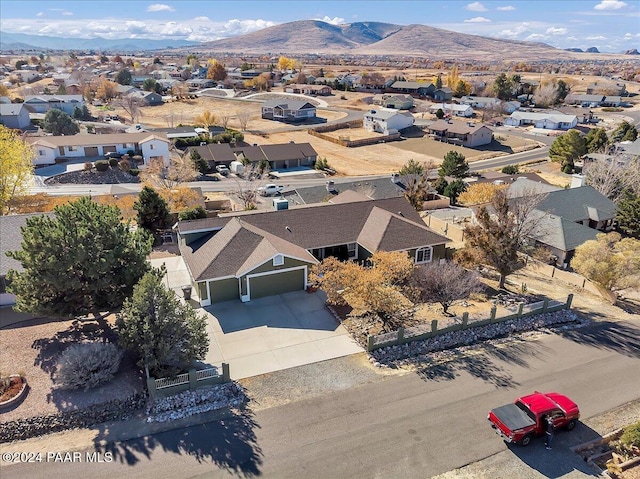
[236,109,251,131]
[232,164,269,210]
[117,94,143,123]
[141,151,198,191]
[583,154,640,203]
[219,113,231,129]
[409,261,482,315]
[533,83,559,107]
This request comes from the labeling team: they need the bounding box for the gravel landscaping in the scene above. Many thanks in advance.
[45,167,140,185]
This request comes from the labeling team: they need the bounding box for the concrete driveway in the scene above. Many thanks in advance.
[202,291,364,380]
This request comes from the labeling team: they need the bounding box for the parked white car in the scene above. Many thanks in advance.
[258,184,284,196]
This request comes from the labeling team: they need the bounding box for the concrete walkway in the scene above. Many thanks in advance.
[149,256,363,380]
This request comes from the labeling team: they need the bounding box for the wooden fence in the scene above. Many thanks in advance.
[308,128,401,147]
[367,294,573,351]
[146,364,230,399]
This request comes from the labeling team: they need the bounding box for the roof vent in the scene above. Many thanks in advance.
[285,225,292,232]
[391,173,400,184]
[398,211,404,217]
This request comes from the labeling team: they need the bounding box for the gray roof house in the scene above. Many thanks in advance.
[0,103,31,129]
[261,99,317,122]
[177,196,449,305]
[187,142,318,170]
[24,95,85,114]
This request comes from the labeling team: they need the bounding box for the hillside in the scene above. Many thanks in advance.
[192,19,568,60]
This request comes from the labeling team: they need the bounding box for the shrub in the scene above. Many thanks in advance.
[108,158,119,167]
[0,376,11,396]
[178,206,207,221]
[127,150,135,157]
[621,421,640,449]
[118,159,131,172]
[95,160,109,172]
[129,168,140,176]
[84,162,93,171]
[501,165,520,175]
[57,342,123,391]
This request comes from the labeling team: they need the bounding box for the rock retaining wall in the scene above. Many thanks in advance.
[0,393,147,443]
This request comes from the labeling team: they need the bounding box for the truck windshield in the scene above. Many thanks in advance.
[515,401,536,421]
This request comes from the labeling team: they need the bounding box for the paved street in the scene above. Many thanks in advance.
[4,319,639,479]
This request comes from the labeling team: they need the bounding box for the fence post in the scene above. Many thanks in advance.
[431,319,438,333]
[462,312,469,329]
[542,298,549,312]
[517,303,524,317]
[146,377,157,399]
[189,368,197,390]
[367,335,375,351]
[490,306,497,322]
[397,327,405,345]
[222,363,230,382]
[565,293,574,310]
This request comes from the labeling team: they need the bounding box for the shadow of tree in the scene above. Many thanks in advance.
[96,406,263,476]
[416,339,551,388]
[558,320,640,359]
[31,318,106,378]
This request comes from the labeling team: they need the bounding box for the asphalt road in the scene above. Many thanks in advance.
[5,320,640,479]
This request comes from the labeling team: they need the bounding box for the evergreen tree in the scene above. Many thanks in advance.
[611,121,638,143]
[443,179,467,205]
[134,186,171,234]
[435,74,443,89]
[585,127,609,153]
[117,270,209,377]
[493,73,513,101]
[190,149,209,174]
[439,151,469,178]
[398,159,424,176]
[42,109,79,135]
[115,68,132,85]
[7,197,152,317]
[549,130,586,173]
[616,192,640,239]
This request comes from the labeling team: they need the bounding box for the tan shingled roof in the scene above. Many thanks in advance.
[28,132,169,148]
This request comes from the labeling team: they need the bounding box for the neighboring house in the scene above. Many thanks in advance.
[116,84,138,96]
[503,101,521,114]
[12,70,40,83]
[459,96,501,109]
[389,81,434,98]
[564,94,606,107]
[504,111,578,130]
[428,103,474,118]
[152,126,201,139]
[432,87,453,102]
[284,84,332,96]
[0,103,31,129]
[0,213,53,306]
[363,108,414,134]
[261,99,317,122]
[602,96,622,107]
[24,95,85,115]
[372,93,414,110]
[177,195,449,305]
[187,78,215,90]
[187,142,318,170]
[127,90,163,106]
[586,82,626,95]
[427,119,493,147]
[27,132,170,166]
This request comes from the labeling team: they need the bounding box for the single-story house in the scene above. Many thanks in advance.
[24,95,85,115]
[284,84,332,96]
[127,90,163,106]
[177,195,449,305]
[564,94,606,107]
[152,126,201,139]
[427,119,493,147]
[0,103,31,129]
[27,132,170,166]
[116,84,138,96]
[428,103,474,118]
[261,99,317,122]
[12,70,40,83]
[459,96,501,109]
[363,108,414,135]
[187,78,216,90]
[372,93,414,110]
[503,101,521,114]
[432,87,454,102]
[504,111,578,130]
[586,82,626,95]
[187,142,318,170]
[389,81,434,98]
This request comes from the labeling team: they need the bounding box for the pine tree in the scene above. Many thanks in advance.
[7,197,152,317]
[439,151,469,178]
[585,127,608,153]
[616,192,640,239]
[134,186,171,234]
[41,109,79,136]
[549,130,586,173]
[117,270,209,377]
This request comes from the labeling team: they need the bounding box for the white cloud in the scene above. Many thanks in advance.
[497,5,515,11]
[147,4,174,12]
[62,11,73,16]
[194,16,210,21]
[315,16,345,25]
[466,2,488,12]
[498,22,531,38]
[586,35,607,40]
[594,0,627,10]
[464,16,491,23]
[526,33,547,40]
[624,32,640,39]
[546,27,567,35]
[36,12,43,17]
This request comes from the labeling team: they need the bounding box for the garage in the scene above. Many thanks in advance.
[85,146,99,157]
[103,145,117,154]
[208,278,239,304]
[248,268,305,300]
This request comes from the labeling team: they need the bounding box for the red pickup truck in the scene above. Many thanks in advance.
[488,391,580,446]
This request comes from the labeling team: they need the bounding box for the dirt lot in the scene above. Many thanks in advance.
[0,314,144,422]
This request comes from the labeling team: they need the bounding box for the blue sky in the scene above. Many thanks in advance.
[1,1,638,52]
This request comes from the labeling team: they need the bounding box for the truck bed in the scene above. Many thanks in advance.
[491,404,536,431]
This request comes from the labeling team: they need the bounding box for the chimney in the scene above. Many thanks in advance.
[391,173,400,184]
[571,173,586,188]
[326,180,336,192]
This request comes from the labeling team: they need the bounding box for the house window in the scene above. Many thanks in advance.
[347,243,357,259]
[415,246,433,264]
[273,255,284,266]
[39,150,46,156]
[68,146,77,152]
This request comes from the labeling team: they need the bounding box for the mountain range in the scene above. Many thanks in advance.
[0,32,197,52]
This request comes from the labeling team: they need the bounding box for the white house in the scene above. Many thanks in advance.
[505,111,578,130]
[459,96,501,109]
[24,95,85,115]
[0,103,31,129]
[27,133,170,166]
[363,108,414,135]
[428,103,474,118]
